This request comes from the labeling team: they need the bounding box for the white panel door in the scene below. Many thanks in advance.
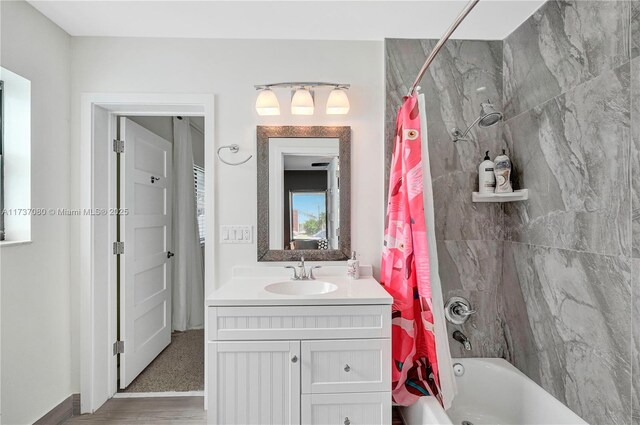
[208,340,301,425]
[302,392,391,425]
[119,117,173,389]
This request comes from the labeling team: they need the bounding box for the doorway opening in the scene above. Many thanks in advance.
[79,93,214,414]
[115,116,206,395]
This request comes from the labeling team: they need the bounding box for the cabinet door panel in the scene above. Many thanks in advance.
[302,392,391,425]
[302,339,390,394]
[208,340,300,425]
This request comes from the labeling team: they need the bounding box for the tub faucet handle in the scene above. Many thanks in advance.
[454,305,476,317]
[445,296,476,325]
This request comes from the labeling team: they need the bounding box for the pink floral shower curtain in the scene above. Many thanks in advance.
[381,94,441,406]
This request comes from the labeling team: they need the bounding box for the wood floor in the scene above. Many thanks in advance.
[64,396,405,424]
[63,397,206,424]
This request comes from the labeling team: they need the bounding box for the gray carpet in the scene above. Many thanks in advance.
[122,329,204,393]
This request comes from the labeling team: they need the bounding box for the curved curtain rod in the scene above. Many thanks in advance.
[408,0,480,96]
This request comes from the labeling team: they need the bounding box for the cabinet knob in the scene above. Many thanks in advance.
[291,355,298,363]
[344,364,351,372]
[344,417,351,425]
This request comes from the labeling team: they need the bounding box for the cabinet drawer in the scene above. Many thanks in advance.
[302,392,391,425]
[302,339,390,394]
[208,305,391,341]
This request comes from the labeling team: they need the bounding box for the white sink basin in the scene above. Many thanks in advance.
[264,280,338,296]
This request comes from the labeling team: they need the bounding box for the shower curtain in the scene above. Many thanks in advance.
[172,117,204,331]
[382,94,455,408]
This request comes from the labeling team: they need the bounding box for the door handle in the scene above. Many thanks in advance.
[167,251,175,259]
[291,355,298,363]
[151,176,160,183]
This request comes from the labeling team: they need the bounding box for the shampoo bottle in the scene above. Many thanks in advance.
[478,151,496,194]
[494,149,513,193]
[346,251,359,280]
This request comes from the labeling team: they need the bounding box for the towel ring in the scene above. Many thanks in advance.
[217,144,252,166]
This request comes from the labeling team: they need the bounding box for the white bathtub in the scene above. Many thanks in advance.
[400,358,587,425]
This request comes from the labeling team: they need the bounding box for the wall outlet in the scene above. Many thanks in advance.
[220,225,253,244]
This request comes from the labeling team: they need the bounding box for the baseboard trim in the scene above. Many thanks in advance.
[113,390,204,398]
[34,393,80,425]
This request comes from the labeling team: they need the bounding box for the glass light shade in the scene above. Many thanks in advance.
[291,89,314,115]
[255,89,280,116]
[326,88,350,115]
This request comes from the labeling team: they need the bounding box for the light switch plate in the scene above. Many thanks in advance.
[220,225,253,244]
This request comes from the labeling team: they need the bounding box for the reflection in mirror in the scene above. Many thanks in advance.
[257,126,351,262]
[269,138,339,251]
[289,191,329,250]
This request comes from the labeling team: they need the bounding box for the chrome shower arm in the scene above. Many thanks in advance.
[452,115,483,142]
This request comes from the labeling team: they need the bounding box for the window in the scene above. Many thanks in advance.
[0,67,31,243]
[289,191,327,240]
[193,164,205,243]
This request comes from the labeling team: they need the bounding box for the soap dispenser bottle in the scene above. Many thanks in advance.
[494,149,513,193]
[478,151,495,194]
[346,251,359,280]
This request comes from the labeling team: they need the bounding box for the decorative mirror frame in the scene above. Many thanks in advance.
[257,126,351,261]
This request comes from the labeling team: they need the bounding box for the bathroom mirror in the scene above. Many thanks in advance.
[257,126,351,261]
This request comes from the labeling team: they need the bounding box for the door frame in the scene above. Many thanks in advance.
[79,93,215,414]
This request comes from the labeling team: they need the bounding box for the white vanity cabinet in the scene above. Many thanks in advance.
[207,304,392,425]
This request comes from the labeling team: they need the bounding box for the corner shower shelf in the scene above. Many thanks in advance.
[472,189,529,203]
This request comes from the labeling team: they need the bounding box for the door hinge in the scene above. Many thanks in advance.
[113,340,125,355]
[113,241,125,255]
[113,139,125,153]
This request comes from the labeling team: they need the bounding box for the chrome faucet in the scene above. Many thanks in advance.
[286,256,321,280]
[453,330,472,351]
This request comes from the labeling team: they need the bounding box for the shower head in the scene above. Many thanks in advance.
[451,99,503,142]
[478,101,503,128]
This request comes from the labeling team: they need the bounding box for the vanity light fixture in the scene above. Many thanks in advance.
[254,82,350,116]
[326,88,350,115]
[290,88,314,115]
[255,88,280,116]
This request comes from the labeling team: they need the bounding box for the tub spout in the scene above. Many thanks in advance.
[453,330,472,351]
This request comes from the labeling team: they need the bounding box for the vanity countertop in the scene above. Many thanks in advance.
[207,267,393,307]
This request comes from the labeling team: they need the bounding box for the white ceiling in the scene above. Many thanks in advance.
[28,1,545,41]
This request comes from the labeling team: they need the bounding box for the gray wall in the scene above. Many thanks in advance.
[385,1,639,424]
[386,39,509,359]
[502,1,637,424]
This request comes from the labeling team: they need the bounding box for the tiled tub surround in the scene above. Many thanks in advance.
[503,1,637,424]
[385,1,640,424]
[385,38,508,360]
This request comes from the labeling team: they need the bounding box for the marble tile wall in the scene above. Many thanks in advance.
[502,243,631,425]
[502,1,636,424]
[385,39,508,358]
[503,0,630,120]
[628,12,639,425]
[633,259,639,424]
[386,1,639,424]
